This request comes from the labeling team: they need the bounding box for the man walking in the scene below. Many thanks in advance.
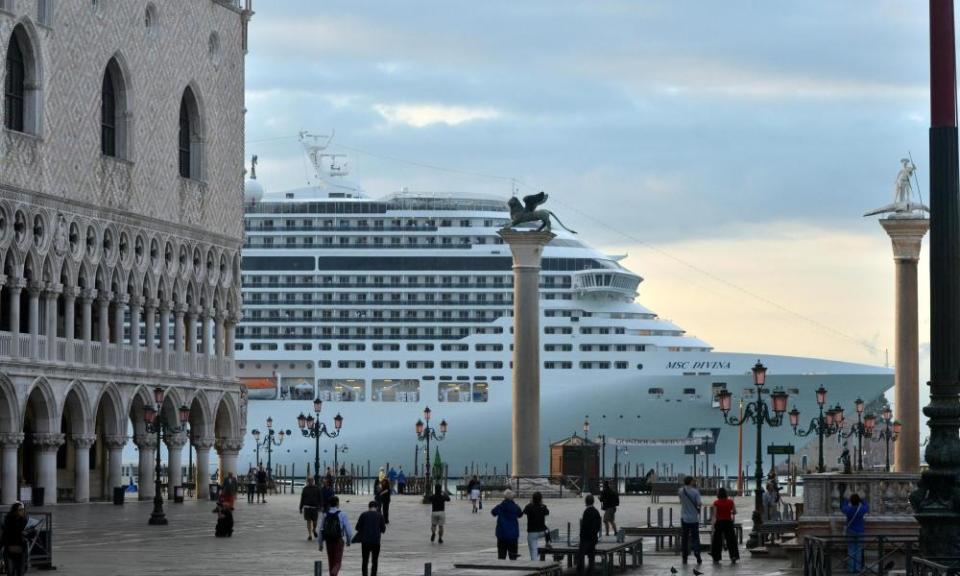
[576,495,602,575]
[245,467,256,503]
[355,500,387,576]
[397,467,406,495]
[255,464,268,504]
[599,480,619,536]
[679,476,703,565]
[299,477,322,541]
[321,496,353,576]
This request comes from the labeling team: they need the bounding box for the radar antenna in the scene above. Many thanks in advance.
[298,130,350,182]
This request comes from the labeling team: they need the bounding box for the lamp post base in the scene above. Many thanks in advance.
[745,510,762,549]
[148,495,167,525]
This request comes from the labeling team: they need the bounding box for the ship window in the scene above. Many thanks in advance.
[683,387,697,396]
[372,379,420,402]
[281,377,315,400]
[317,379,365,402]
[648,387,664,396]
[472,383,489,402]
[615,361,628,369]
[439,382,471,403]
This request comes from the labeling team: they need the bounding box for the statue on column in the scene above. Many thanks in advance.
[864,157,930,217]
[503,192,577,233]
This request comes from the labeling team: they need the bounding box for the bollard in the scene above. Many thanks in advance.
[424,562,432,576]
[669,508,673,527]
[567,522,572,546]
[314,560,322,576]
[646,507,651,527]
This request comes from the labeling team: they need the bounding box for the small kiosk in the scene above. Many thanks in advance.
[550,434,600,494]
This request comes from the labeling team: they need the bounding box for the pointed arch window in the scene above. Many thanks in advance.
[4,32,25,132]
[178,96,191,177]
[178,87,203,180]
[101,67,117,156]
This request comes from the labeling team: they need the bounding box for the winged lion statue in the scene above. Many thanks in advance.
[503,192,576,234]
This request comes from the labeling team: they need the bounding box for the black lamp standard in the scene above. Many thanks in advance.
[867,405,901,472]
[788,385,839,473]
[251,417,290,480]
[716,361,789,549]
[297,398,343,483]
[144,387,190,526]
[415,406,447,502]
[581,418,590,495]
[836,399,869,471]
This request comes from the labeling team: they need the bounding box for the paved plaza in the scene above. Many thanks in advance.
[45,492,795,576]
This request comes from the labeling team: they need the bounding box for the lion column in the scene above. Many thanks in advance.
[499,229,555,476]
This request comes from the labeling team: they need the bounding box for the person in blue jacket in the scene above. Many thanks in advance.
[491,489,523,560]
[840,493,869,573]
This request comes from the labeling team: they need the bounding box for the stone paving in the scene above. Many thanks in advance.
[38,492,796,576]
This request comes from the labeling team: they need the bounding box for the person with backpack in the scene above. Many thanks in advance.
[599,480,620,536]
[299,476,323,541]
[841,493,869,573]
[429,483,451,543]
[321,496,353,576]
[522,491,550,560]
[491,489,523,560]
[679,476,703,565]
[354,500,387,576]
[576,494,602,575]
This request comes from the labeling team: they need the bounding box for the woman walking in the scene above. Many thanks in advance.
[467,475,481,513]
[522,491,550,560]
[491,489,523,560]
[2,502,27,576]
[709,487,739,564]
[376,478,392,524]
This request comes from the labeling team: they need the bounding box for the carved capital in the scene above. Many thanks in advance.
[61,286,80,300]
[31,432,65,449]
[158,299,172,313]
[7,278,25,291]
[133,433,158,450]
[192,437,216,450]
[97,292,114,306]
[44,282,63,297]
[0,432,25,447]
[143,298,159,312]
[164,432,188,449]
[72,434,97,450]
[80,288,98,302]
[173,303,187,316]
[128,294,143,308]
[114,294,129,307]
[102,434,127,450]
[27,282,45,296]
[215,436,244,454]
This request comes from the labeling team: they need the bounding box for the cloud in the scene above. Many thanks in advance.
[371,103,502,128]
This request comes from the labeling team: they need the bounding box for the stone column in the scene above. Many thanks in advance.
[27,283,42,360]
[103,434,126,494]
[193,438,215,499]
[63,287,76,363]
[200,308,212,375]
[144,299,156,371]
[225,315,237,358]
[97,293,111,365]
[498,229,555,476]
[173,304,185,373]
[134,433,157,500]
[72,435,96,503]
[8,279,23,345]
[129,296,141,369]
[159,301,170,372]
[880,217,929,472]
[214,312,226,376]
[215,437,243,481]
[0,433,23,505]
[81,289,95,364]
[165,433,187,500]
[113,295,128,369]
[32,432,65,504]
[44,285,60,361]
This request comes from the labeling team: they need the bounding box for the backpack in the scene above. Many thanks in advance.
[322,511,342,541]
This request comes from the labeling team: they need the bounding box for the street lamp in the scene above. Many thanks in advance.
[581,418,590,495]
[144,387,190,526]
[867,405,900,472]
[415,406,447,502]
[251,416,290,480]
[716,361,788,549]
[297,398,343,483]
[788,385,839,473]
[836,398,869,471]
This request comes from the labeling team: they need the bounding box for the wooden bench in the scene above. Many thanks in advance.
[537,537,642,576]
[452,559,562,576]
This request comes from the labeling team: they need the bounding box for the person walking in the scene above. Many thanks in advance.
[375,478,392,524]
[355,500,387,576]
[255,464,268,504]
[763,481,781,521]
[300,476,323,541]
[429,483,451,543]
[387,466,398,492]
[491,489,523,560]
[397,467,407,495]
[576,494,602,575]
[214,489,235,537]
[245,467,256,503]
[522,491,550,561]
[599,480,619,536]
[709,487,739,564]
[2,502,27,576]
[321,496,353,576]
[468,475,481,513]
[679,476,703,565]
[223,472,239,504]
[841,493,869,573]
[321,477,336,513]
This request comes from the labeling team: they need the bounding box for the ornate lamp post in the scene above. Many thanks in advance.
[788,385,838,473]
[415,406,447,502]
[251,417,290,480]
[144,387,190,526]
[716,361,789,549]
[582,418,590,495]
[867,405,901,472]
[297,398,343,483]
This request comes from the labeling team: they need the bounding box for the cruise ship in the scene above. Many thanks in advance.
[237,134,893,477]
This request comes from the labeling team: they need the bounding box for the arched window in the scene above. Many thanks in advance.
[100,58,129,159]
[178,87,203,180]
[4,31,26,132]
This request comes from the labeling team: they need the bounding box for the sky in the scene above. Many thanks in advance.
[244,1,935,427]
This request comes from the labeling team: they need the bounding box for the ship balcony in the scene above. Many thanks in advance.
[571,269,639,298]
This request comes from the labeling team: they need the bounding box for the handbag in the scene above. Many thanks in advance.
[478,498,483,510]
